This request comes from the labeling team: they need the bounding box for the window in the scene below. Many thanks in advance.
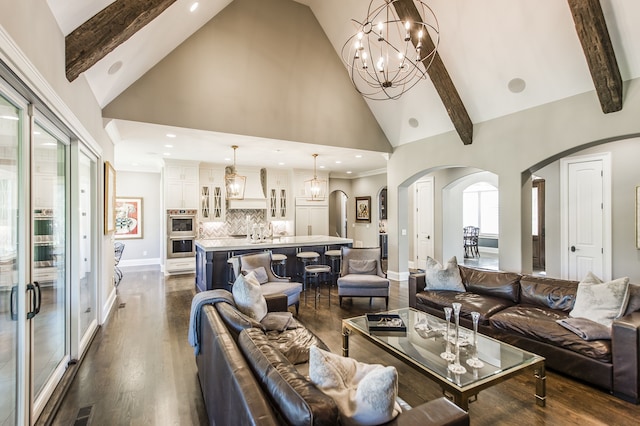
[463,182,499,235]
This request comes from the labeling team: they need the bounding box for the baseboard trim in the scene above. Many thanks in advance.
[119,258,161,267]
[387,270,410,282]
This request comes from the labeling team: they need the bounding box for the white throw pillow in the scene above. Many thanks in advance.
[232,271,268,321]
[242,266,269,284]
[309,346,401,426]
[424,256,465,292]
[569,272,630,327]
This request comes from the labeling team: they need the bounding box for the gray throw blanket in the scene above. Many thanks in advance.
[188,290,235,355]
[556,317,611,341]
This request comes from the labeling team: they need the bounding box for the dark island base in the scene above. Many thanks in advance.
[196,243,351,292]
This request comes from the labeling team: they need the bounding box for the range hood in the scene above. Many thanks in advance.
[226,168,267,210]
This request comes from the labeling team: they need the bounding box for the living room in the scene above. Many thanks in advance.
[2,0,640,425]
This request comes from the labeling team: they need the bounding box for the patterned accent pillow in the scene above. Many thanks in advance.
[569,272,630,327]
[424,256,465,292]
[309,345,401,426]
[242,266,269,284]
[232,271,268,321]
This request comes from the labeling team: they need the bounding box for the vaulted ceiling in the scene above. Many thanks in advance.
[46,0,640,173]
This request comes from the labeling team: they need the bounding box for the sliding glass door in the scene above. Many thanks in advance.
[31,119,69,416]
[0,84,26,426]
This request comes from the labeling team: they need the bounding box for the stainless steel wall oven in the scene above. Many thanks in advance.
[167,209,197,258]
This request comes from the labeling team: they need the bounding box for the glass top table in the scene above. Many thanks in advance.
[342,307,546,410]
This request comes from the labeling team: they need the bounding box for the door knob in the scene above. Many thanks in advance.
[570,246,576,252]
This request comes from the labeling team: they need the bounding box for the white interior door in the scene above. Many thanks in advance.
[565,158,605,280]
[415,177,434,269]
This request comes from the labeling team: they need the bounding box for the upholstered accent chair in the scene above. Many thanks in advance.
[337,247,389,309]
[234,251,303,315]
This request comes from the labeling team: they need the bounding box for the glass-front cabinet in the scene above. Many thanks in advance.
[199,166,224,222]
[268,170,289,220]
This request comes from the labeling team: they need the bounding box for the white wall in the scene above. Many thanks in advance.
[116,171,162,266]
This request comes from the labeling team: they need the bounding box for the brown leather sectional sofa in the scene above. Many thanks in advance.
[195,290,470,425]
[409,266,640,403]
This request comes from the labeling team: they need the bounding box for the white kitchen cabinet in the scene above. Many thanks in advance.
[267,170,290,220]
[164,160,199,209]
[199,166,225,222]
[295,205,328,236]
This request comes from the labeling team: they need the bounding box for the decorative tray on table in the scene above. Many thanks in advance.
[366,314,407,332]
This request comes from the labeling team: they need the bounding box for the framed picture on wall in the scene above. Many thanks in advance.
[115,197,143,239]
[355,196,371,223]
[104,161,116,234]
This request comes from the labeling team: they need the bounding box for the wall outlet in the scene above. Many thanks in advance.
[401,229,407,236]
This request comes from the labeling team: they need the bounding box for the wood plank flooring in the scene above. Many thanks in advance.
[52,267,639,425]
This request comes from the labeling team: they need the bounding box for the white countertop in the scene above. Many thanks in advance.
[195,235,352,251]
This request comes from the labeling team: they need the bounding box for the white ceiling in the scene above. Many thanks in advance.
[46,0,640,174]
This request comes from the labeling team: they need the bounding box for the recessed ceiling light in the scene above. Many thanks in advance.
[190,2,199,12]
[335,160,341,164]
[224,157,231,162]
[319,165,326,169]
[355,154,362,158]
[163,152,171,156]
[346,171,352,174]
[108,61,123,75]
[278,162,285,166]
[166,133,176,138]
[508,78,526,93]
[165,144,173,148]
[408,117,419,128]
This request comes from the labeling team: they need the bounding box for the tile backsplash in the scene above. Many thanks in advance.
[199,209,291,238]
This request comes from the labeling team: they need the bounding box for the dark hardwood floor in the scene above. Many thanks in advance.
[52,267,639,425]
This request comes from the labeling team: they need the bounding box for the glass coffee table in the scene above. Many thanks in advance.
[342,307,546,410]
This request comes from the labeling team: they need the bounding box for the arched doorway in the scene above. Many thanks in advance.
[329,190,348,237]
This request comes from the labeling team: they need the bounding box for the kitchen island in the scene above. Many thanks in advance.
[195,235,353,292]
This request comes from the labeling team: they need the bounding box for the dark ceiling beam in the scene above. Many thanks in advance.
[65,0,177,82]
[567,0,622,113]
[393,0,473,145]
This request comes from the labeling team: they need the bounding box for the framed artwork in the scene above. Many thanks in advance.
[355,196,372,223]
[637,186,640,249]
[115,197,143,239]
[104,161,116,234]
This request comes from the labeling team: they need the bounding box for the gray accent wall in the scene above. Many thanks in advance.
[386,78,640,283]
[116,171,162,266]
[103,0,391,154]
[536,138,640,280]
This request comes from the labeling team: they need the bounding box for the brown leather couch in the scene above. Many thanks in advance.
[409,266,640,404]
[196,290,470,425]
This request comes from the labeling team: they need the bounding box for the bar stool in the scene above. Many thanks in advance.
[305,264,331,308]
[271,253,287,277]
[324,249,342,287]
[296,251,319,295]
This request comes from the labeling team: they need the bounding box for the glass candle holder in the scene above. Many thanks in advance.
[440,307,455,361]
[466,311,484,369]
[448,302,467,374]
